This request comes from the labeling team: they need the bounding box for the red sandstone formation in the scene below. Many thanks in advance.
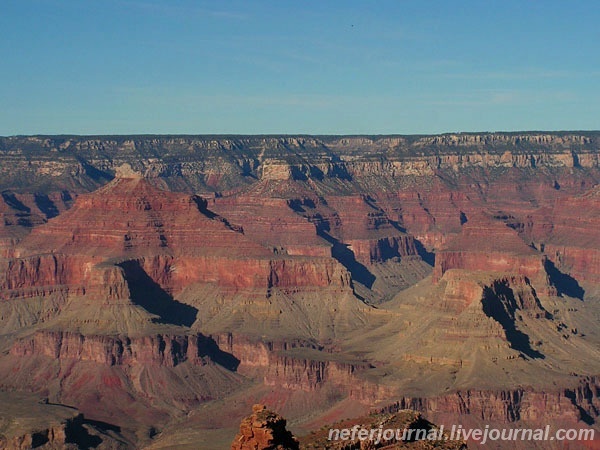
[10,330,219,367]
[231,404,299,450]
[210,333,378,397]
[208,194,332,257]
[433,214,546,283]
[520,186,600,284]
[1,170,353,304]
[315,195,420,265]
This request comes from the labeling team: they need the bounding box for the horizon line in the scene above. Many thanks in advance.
[2,130,600,139]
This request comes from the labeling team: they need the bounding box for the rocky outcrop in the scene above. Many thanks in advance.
[297,408,466,449]
[2,415,80,450]
[441,269,543,313]
[231,404,299,450]
[0,416,76,450]
[0,189,67,258]
[291,192,429,298]
[434,250,546,283]
[544,245,600,284]
[209,195,331,257]
[0,391,125,450]
[9,330,223,367]
[395,269,554,366]
[433,216,549,289]
[347,235,418,266]
[1,256,131,301]
[123,253,351,292]
[383,378,600,428]
[211,334,380,398]
[519,186,600,284]
[266,258,351,291]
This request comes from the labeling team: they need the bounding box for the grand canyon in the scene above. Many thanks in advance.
[0,133,599,449]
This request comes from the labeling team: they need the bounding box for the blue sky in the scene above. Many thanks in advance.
[1,0,599,135]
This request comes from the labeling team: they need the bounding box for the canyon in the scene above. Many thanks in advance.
[0,132,599,449]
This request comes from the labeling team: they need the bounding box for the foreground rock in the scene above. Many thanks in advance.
[231,404,299,450]
[297,409,466,449]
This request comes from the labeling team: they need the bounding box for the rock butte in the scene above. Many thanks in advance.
[0,133,599,449]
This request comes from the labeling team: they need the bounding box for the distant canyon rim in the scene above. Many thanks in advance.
[0,132,599,449]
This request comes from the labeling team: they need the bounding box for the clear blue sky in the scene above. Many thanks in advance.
[1,0,599,135]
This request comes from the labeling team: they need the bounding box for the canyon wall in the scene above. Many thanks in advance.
[9,330,220,367]
[0,133,599,448]
[0,133,598,195]
[382,376,600,429]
